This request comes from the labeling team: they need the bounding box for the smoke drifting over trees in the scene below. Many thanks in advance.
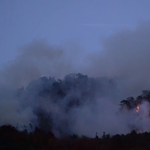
[0,22,150,137]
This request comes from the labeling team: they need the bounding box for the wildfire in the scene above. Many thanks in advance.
[136,105,140,113]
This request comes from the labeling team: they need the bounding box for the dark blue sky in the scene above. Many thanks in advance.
[1,0,150,69]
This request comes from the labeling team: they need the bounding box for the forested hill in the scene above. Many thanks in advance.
[1,73,150,137]
[15,73,116,136]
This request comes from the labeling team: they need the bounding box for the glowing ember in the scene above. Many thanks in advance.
[136,105,140,113]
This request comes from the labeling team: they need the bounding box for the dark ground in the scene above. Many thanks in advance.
[0,125,150,150]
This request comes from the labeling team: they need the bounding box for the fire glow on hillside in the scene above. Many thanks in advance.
[136,105,140,113]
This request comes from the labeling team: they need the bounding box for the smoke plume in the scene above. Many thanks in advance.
[0,21,150,137]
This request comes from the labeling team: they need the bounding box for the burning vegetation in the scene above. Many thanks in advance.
[1,73,150,137]
[119,90,150,133]
[136,105,140,113]
[0,73,150,149]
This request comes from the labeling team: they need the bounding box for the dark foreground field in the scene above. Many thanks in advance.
[0,125,150,150]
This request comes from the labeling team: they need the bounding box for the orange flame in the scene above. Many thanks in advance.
[136,105,140,113]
